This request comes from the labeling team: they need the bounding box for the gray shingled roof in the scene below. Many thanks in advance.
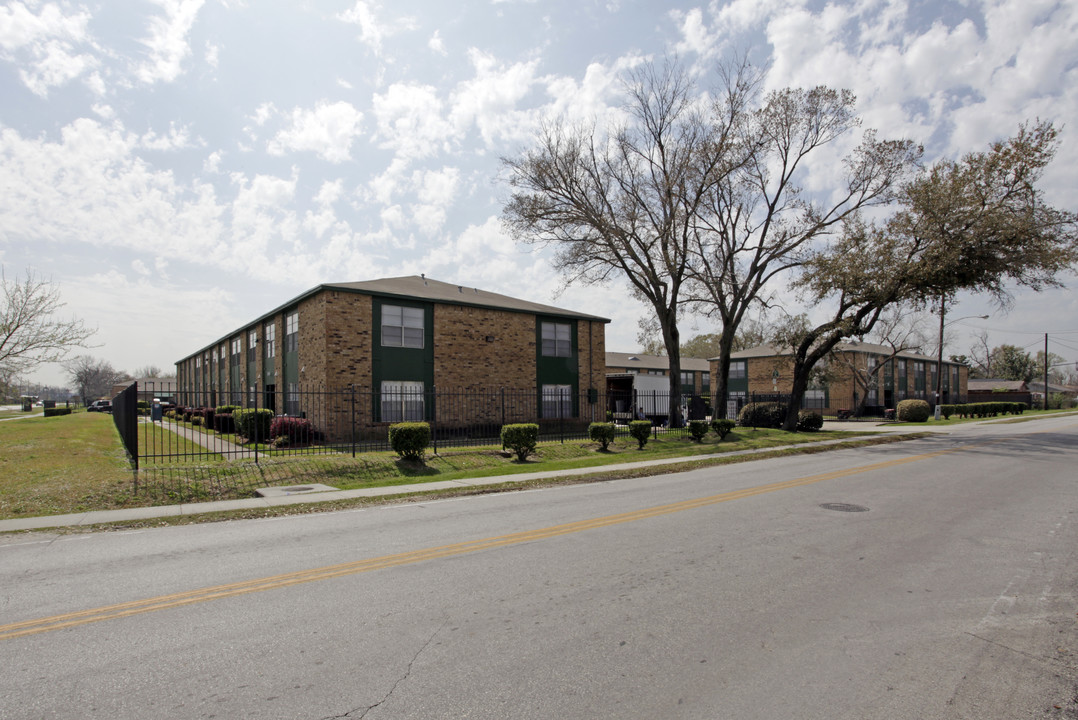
[605,352,710,372]
[178,275,608,364]
[726,341,957,365]
[324,276,609,322]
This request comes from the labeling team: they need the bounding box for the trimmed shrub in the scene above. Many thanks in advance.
[896,399,930,422]
[588,422,616,451]
[501,423,539,462]
[191,416,203,427]
[628,420,652,450]
[711,418,736,440]
[43,407,72,417]
[270,416,313,445]
[215,404,241,415]
[738,402,786,429]
[214,412,235,434]
[796,410,823,432]
[939,404,955,419]
[233,408,274,442]
[688,420,709,443]
[388,422,431,461]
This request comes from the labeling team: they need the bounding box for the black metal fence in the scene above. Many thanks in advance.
[113,382,959,466]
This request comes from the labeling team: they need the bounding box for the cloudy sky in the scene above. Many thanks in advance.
[2,0,1077,389]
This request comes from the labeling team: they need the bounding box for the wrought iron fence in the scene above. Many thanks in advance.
[115,382,968,466]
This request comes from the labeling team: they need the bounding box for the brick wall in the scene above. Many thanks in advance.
[432,304,537,390]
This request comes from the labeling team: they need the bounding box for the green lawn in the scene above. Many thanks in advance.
[2,411,888,520]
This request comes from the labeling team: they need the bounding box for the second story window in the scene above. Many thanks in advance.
[264,322,276,359]
[247,330,257,363]
[285,312,299,353]
[382,305,424,348]
[729,361,747,379]
[541,322,571,357]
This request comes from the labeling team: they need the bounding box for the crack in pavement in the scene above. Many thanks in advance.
[321,620,448,720]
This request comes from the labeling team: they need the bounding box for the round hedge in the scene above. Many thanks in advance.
[896,399,931,422]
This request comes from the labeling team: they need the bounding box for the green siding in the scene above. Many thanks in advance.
[536,317,578,416]
[371,298,434,420]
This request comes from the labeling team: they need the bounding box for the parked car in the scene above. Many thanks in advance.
[87,400,112,413]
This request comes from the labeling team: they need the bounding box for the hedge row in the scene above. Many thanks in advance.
[938,401,1027,419]
[736,403,823,432]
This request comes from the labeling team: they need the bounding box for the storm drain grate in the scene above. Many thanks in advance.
[819,502,870,513]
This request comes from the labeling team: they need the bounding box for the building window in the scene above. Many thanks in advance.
[702,372,710,388]
[541,322,571,357]
[730,361,747,379]
[542,384,572,418]
[264,322,276,359]
[285,382,299,416]
[381,381,424,422]
[284,312,298,353]
[382,305,424,348]
[247,330,257,363]
[680,371,694,393]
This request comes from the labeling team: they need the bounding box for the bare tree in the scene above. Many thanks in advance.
[0,268,96,390]
[65,355,129,405]
[503,59,755,426]
[687,82,921,411]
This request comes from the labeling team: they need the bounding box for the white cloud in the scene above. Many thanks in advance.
[449,49,540,147]
[267,101,365,163]
[428,30,446,55]
[338,0,417,55]
[136,0,206,85]
[0,1,98,96]
[372,83,454,159]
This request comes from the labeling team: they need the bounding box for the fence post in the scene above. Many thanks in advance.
[254,384,259,465]
[431,386,438,455]
[350,385,356,458]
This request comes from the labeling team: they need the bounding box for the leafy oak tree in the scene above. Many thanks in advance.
[781,122,1078,429]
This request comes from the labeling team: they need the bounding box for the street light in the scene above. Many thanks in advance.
[935,298,989,420]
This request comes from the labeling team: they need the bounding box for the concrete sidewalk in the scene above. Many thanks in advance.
[0,422,929,533]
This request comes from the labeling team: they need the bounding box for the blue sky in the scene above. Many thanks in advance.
[2,0,1077,388]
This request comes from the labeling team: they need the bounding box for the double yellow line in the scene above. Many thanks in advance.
[0,440,976,641]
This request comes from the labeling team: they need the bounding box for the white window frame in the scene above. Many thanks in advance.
[541,322,571,358]
[381,305,424,349]
[381,381,425,422]
[729,361,747,379]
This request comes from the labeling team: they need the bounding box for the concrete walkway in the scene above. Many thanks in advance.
[0,422,930,533]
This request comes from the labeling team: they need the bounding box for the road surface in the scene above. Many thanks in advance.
[2,416,1076,718]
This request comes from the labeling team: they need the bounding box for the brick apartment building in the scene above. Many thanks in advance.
[175,276,608,436]
[715,342,969,415]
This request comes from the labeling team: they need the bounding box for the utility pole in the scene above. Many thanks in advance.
[1044,333,1049,411]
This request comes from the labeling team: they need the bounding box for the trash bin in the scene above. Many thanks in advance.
[151,402,163,422]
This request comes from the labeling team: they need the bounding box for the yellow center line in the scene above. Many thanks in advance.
[0,437,994,641]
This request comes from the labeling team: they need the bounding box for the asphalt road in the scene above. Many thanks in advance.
[2,417,1077,719]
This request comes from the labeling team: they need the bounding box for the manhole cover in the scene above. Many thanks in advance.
[819,503,870,513]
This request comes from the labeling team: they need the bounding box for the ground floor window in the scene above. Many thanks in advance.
[541,384,572,419]
[381,381,425,422]
[285,382,300,416]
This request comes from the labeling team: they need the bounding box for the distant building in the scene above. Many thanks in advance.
[713,342,969,415]
[604,352,711,395]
